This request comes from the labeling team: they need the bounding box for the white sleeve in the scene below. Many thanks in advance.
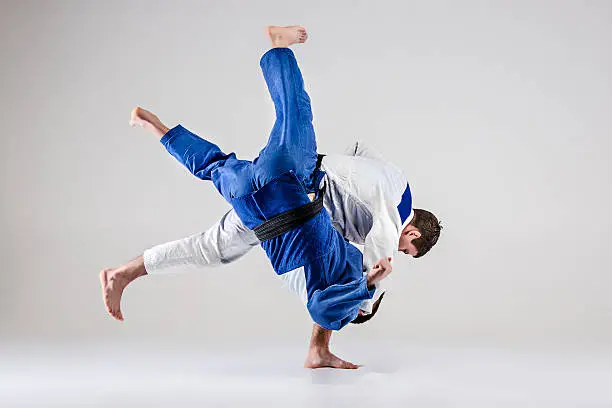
[358,187,399,313]
[143,209,259,274]
[362,209,398,272]
[343,140,386,161]
[357,216,396,313]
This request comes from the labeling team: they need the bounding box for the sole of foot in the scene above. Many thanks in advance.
[267,25,307,47]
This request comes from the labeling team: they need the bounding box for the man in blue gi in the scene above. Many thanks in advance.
[101,25,441,369]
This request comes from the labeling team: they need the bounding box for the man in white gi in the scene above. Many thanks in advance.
[100,25,441,369]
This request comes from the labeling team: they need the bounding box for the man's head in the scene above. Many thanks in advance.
[398,208,442,258]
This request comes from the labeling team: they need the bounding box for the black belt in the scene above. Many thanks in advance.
[253,154,326,242]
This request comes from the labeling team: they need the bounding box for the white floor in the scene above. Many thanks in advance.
[1,342,611,407]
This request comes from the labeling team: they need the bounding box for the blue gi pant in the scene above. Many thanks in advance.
[161,47,320,207]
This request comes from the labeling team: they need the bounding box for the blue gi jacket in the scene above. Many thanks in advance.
[230,170,376,330]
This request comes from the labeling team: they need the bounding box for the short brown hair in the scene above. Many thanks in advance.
[410,209,442,258]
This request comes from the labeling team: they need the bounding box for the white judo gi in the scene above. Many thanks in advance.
[143,141,412,315]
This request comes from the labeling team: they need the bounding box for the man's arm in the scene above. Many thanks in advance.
[143,209,259,274]
[358,190,401,313]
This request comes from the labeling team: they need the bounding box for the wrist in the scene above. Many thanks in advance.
[366,274,374,290]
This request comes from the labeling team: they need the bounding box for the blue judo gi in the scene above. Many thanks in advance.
[160,47,375,330]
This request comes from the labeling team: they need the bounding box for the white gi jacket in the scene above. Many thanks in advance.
[143,141,412,314]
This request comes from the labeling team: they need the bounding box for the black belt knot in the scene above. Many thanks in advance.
[253,154,326,242]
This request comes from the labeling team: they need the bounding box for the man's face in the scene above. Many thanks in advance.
[398,225,421,257]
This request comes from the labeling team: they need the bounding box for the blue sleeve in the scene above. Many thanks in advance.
[306,276,376,331]
[160,125,232,180]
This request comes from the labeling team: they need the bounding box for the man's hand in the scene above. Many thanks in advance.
[366,257,392,289]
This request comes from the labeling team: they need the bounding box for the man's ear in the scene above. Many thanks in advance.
[407,230,422,239]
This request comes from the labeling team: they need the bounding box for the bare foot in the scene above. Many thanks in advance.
[266,25,307,48]
[99,256,147,321]
[304,348,359,369]
[129,106,169,138]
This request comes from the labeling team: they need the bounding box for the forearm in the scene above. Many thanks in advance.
[360,249,393,314]
[362,216,397,281]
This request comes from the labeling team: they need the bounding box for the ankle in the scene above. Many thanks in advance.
[308,345,330,356]
[114,263,146,282]
[268,30,287,48]
[156,122,170,136]
[271,39,285,48]
[125,256,147,276]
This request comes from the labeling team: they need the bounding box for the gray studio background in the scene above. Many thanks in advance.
[1,0,611,351]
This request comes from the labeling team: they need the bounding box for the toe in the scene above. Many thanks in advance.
[342,361,356,369]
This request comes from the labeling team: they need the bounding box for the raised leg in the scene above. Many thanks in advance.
[143,209,259,273]
[254,27,318,191]
[99,210,259,322]
[130,106,256,201]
